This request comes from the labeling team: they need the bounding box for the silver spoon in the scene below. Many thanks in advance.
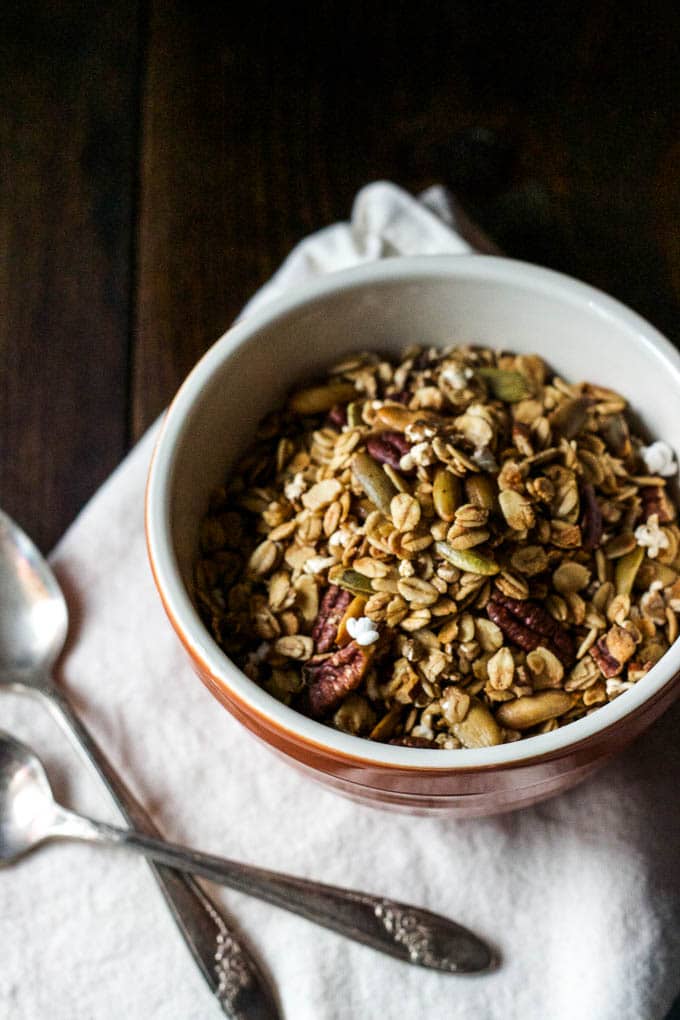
[0,729,494,973]
[0,509,279,1019]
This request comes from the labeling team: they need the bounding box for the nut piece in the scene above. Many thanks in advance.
[486,592,575,667]
[311,585,352,653]
[352,451,398,515]
[590,624,636,678]
[333,694,376,735]
[366,431,412,470]
[452,699,503,747]
[495,691,574,730]
[274,635,314,660]
[374,405,439,431]
[487,647,515,689]
[304,641,373,718]
[526,646,564,688]
[440,687,471,725]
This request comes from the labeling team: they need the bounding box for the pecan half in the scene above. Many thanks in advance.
[304,641,372,718]
[366,431,412,471]
[311,585,352,653]
[590,624,636,678]
[641,485,675,525]
[590,639,620,678]
[486,591,575,667]
[580,483,603,551]
[326,404,348,429]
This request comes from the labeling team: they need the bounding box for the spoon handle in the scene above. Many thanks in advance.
[41,684,280,1020]
[55,804,493,975]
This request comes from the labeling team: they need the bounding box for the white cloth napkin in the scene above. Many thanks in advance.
[3,182,680,1020]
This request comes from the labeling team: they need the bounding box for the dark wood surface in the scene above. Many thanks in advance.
[1,2,680,1015]
[2,1,679,555]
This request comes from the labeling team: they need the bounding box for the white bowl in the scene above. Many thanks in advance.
[146,255,680,815]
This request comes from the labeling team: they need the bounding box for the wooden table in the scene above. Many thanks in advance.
[1,3,679,1012]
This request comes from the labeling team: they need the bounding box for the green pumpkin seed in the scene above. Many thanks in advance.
[549,397,590,440]
[435,541,500,575]
[352,451,397,515]
[328,566,375,596]
[433,467,461,522]
[347,400,365,427]
[615,545,645,597]
[476,367,532,403]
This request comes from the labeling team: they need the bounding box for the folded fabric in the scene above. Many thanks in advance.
[2,182,680,1020]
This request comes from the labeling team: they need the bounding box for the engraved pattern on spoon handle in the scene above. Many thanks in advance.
[40,683,279,1020]
[70,816,495,974]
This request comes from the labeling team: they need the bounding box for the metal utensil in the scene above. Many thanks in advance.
[0,509,278,1019]
[0,730,494,973]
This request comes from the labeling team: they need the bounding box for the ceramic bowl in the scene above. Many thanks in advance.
[145,255,680,816]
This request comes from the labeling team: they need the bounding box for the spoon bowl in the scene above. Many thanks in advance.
[0,510,68,683]
[0,731,56,864]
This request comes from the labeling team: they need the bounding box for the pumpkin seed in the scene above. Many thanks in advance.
[549,397,589,439]
[435,541,500,575]
[351,451,397,515]
[615,546,645,597]
[347,400,365,427]
[476,367,532,402]
[432,467,461,521]
[328,566,375,595]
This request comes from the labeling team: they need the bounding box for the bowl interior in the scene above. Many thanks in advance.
[151,255,680,767]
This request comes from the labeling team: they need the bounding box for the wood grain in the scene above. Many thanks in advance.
[3,1,680,553]
[0,1,140,551]
[2,3,680,1016]
[134,2,679,442]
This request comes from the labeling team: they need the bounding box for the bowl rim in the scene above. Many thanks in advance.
[146,253,680,771]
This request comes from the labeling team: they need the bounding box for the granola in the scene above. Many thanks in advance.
[194,345,679,749]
